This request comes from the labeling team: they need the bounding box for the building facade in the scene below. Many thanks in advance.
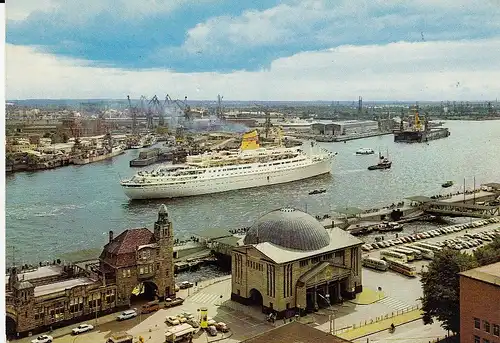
[459,262,500,343]
[231,208,363,318]
[5,205,175,337]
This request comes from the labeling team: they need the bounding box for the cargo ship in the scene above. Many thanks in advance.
[394,106,450,143]
[72,145,125,165]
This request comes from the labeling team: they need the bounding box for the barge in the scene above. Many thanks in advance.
[130,148,174,167]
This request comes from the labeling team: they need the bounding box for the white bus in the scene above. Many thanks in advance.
[401,247,422,260]
[362,257,389,271]
[387,259,417,277]
[165,323,197,342]
[380,250,408,263]
[408,245,434,260]
[415,242,442,252]
[391,248,416,261]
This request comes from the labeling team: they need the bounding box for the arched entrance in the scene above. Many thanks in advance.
[130,281,159,305]
[5,315,17,338]
[248,289,263,307]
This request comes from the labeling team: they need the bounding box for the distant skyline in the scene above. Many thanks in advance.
[6,0,500,100]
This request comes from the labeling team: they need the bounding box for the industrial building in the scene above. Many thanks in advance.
[230,208,363,319]
[311,120,379,136]
[459,261,500,343]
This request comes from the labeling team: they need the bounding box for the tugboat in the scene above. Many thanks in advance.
[442,180,454,188]
[309,189,327,195]
[368,151,392,170]
[356,148,375,155]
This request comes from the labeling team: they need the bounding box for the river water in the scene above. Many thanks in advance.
[6,120,500,264]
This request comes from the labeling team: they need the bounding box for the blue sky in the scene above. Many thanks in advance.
[6,0,500,99]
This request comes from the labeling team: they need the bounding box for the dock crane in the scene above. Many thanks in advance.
[127,95,138,135]
[254,103,272,139]
[165,95,192,121]
[148,95,165,127]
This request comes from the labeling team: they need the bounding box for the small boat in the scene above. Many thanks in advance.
[368,151,392,170]
[442,180,454,188]
[356,148,375,155]
[309,189,326,195]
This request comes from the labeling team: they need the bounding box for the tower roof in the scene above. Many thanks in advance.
[158,204,168,215]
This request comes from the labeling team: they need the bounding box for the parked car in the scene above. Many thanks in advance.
[216,322,229,332]
[166,316,180,326]
[179,281,194,289]
[31,335,53,343]
[117,309,138,321]
[72,323,94,335]
[187,318,199,328]
[207,325,218,336]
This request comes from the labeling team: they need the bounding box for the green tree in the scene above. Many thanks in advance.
[474,236,500,266]
[421,249,477,334]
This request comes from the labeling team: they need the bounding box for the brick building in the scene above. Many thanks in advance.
[459,261,500,343]
[5,205,175,337]
[231,208,363,318]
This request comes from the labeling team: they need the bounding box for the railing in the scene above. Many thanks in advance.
[333,304,421,335]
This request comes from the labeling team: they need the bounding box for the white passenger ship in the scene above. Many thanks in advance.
[120,130,336,199]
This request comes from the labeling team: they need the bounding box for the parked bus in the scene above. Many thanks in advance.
[415,242,442,252]
[387,259,417,277]
[400,247,422,260]
[165,323,197,342]
[390,248,416,261]
[380,250,408,263]
[408,246,434,260]
[362,257,389,271]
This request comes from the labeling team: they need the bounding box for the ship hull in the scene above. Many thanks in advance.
[122,158,333,200]
[394,128,450,143]
[73,149,124,165]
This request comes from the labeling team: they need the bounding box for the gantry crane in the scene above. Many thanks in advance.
[165,95,192,121]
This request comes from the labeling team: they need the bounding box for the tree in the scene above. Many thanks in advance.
[474,236,500,266]
[420,249,477,334]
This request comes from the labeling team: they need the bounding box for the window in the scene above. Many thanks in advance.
[156,263,160,271]
[300,260,308,267]
[493,324,499,336]
[483,339,490,343]
[475,318,481,329]
[485,321,491,333]
[127,269,131,277]
[474,336,480,343]
[122,270,126,278]
[140,267,144,275]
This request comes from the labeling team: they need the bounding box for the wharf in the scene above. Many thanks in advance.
[315,131,392,143]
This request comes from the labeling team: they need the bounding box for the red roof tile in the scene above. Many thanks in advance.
[100,228,155,268]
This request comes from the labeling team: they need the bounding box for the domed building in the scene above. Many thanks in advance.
[231,208,363,318]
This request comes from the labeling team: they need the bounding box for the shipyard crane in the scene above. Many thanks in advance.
[165,94,192,121]
[254,103,272,139]
[127,95,138,135]
[216,94,225,121]
[148,95,165,127]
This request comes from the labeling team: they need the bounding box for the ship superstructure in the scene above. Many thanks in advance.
[120,130,335,199]
[394,106,450,143]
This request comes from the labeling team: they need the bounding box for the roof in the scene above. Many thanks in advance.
[34,277,94,297]
[195,227,232,240]
[244,208,330,251]
[214,236,240,247]
[247,227,363,264]
[241,321,351,343]
[333,207,364,216]
[460,261,500,287]
[482,182,500,189]
[5,265,64,284]
[14,280,34,290]
[405,196,433,203]
[100,228,156,268]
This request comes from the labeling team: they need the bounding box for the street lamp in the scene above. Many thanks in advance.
[317,293,335,335]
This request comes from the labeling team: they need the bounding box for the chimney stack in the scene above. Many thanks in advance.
[109,230,114,243]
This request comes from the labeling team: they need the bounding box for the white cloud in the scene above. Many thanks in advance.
[181,0,500,55]
[6,39,500,100]
[7,0,218,22]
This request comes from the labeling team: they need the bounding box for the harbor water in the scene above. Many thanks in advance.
[6,120,500,264]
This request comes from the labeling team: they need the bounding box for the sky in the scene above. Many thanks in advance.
[6,0,500,100]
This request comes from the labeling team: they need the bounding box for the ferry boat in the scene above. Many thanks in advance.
[120,130,336,199]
